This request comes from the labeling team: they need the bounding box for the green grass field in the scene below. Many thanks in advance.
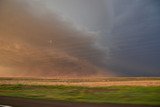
[0,84,160,105]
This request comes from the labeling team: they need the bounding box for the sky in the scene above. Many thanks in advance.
[0,0,160,77]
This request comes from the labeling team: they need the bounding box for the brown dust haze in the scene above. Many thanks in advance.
[0,0,113,78]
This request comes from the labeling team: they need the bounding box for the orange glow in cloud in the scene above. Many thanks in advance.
[0,0,114,78]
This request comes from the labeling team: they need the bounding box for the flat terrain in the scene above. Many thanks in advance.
[0,96,159,107]
[0,77,160,106]
[0,77,160,87]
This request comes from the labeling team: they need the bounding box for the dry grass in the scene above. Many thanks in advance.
[0,77,160,87]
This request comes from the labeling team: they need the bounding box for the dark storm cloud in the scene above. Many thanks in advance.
[100,0,160,76]
[0,0,112,77]
[0,0,160,77]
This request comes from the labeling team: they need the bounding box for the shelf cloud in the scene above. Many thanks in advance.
[0,0,160,77]
[0,0,112,77]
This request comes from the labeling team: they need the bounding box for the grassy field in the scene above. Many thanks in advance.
[0,77,160,105]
